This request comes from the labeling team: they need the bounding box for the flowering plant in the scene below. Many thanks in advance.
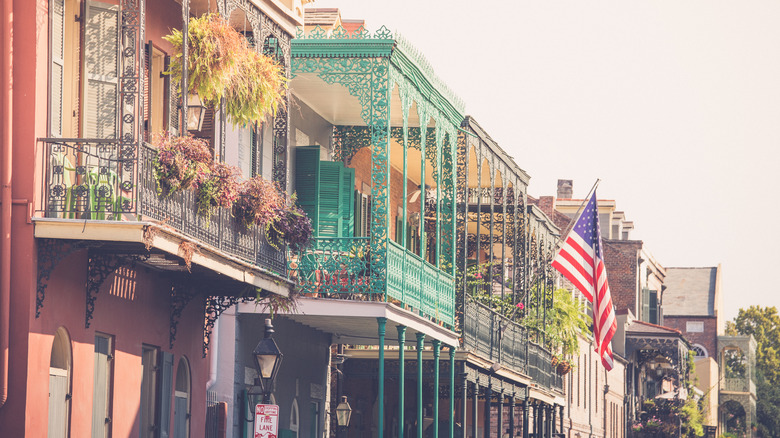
[193,161,239,219]
[153,134,212,196]
[233,175,286,230]
[266,201,313,251]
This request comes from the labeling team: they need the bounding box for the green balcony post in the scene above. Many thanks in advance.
[522,399,529,438]
[397,325,407,438]
[509,396,516,438]
[472,379,478,438]
[378,317,387,438]
[432,340,441,438]
[416,332,426,438]
[449,346,455,438]
[419,123,427,260]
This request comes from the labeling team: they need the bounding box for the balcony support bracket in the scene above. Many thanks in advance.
[85,250,150,328]
[36,238,92,318]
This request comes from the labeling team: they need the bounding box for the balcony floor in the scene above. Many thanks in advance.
[33,218,293,297]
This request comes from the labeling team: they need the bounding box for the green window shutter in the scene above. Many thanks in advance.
[641,287,650,323]
[84,1,119,139]
[649,290,658,324]
[158,352,174,438]
[50,0,65,138]
[340,167,355,237]
[294,146,321,236]
[318,161,343,237]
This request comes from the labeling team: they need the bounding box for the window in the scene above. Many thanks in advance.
[92,333,114,438]
[48,327,72,438]
[174,357,191,438]
[289,398,300,437]
[49,0,120,139]
[83,1,119,139]
[140,346,159,438]
[692,344,708,358]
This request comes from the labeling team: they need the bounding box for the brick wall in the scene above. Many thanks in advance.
[663,316,718,358]
[349,148,420,240]
[603,240,642,316]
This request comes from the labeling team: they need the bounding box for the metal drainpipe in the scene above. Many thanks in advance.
[0,0,13,409]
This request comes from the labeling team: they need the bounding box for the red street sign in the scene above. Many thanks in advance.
[255,404,279,438]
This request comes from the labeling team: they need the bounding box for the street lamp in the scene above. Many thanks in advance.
[335,395,353,437]
[186,93,207,132]
[252,318,283,404]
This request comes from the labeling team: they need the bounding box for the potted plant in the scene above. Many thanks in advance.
[152,134,212,196]
[265,200,313,251]
[164,13,287,126]
[192,161,239,220]
[232,175,286,230]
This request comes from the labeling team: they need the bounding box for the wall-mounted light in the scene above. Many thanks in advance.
[186,93,206,131]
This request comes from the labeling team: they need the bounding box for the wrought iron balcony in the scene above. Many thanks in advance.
[39,138,286,276]
[288,238,455,326]
[462,297,563,393]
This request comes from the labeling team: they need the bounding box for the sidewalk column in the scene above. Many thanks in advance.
[484,382,492,438]
[509,395,516,438]
[397,325,407,438]
[378,317,387,438]
[522,398,529,438]
[497,389,504,438]
[449,346,455,438]
[472,379,479,438]
[432,340,441,438]
[416,332,426,438]
[461,369,468,437]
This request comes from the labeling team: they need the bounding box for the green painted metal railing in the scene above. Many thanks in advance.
[289,237,373,296]
[289,238,455,326]
[387,241,455,327]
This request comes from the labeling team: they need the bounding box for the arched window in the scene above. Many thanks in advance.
[289,398,300,437]
[692,344,708,358]
[173,357,191,438]
[48,327,72,438]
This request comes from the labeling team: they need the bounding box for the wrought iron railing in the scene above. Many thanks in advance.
[288,238,455,325]
[462,297,563,392]
[40,139,286,275]
[387,241,455,327]
[723,378,751,393]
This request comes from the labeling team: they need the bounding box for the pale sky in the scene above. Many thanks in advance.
[306,0,780,322]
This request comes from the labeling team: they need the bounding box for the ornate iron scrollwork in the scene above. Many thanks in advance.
[85,250,150,328]
[169,280,199,348]
[203,294,255,357]
[36,239,91,318]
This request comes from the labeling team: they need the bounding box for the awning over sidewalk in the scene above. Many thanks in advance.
[237,297,459,347]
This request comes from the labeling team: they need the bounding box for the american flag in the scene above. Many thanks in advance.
[551,191,617,370]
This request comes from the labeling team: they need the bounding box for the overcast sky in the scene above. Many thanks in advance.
[306,0,780,322]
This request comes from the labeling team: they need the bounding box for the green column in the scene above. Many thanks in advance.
[397,325,407,438]
[378,317,387,438]
[522,399,529,438]
[432,340,441,438]
[416,332,426,438]
[449,346,456,438]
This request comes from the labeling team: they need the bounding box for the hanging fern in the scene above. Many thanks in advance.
[163,13,287,126]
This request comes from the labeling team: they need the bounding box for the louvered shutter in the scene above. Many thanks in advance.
[83,1,119,139]
[158,352,174,438]
[340,166,355,237]
[91,335,111,438]
[49,0,65,137]
[144,42,151,141]
[294,146,321,235]
[318,161,342,238]
[649,290,658,324]
[48,369,68,438]
[165,55,179,135]
[641,287,650,323]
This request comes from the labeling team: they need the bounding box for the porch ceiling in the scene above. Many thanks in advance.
[291,73,425,127]
[237,297,459,347]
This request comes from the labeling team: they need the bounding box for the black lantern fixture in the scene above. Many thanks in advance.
[336,395,353,429]
[186,93,206,131]
[252,318,283,403]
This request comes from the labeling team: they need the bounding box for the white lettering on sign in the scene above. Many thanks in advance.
[255,404,279,438]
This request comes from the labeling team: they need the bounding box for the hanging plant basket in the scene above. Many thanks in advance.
[163,13,287,126]
[152,134,212,196]
[556,361,572,375]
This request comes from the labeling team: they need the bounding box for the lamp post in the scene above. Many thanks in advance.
[252,318,283,404]
[336,395,353,437]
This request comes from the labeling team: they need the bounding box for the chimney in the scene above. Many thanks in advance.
[557,179,573,199]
